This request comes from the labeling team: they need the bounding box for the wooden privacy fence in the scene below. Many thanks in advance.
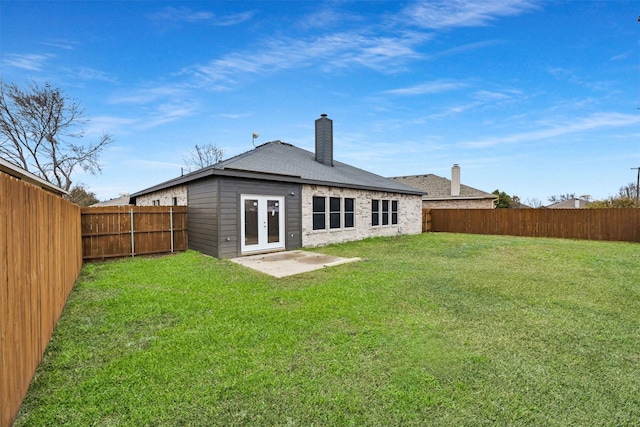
[81,206,188,260]
[1,173,82,427]
[426,208,640,242]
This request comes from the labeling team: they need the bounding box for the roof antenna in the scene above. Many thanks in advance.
[252,132,259,147]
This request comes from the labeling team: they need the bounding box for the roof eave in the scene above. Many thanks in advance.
[131,167,425,198]
[0,157,68,196]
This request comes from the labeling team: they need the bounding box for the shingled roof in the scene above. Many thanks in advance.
[132,140,424,198]
[390,173,495,201]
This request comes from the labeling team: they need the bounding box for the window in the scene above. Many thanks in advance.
[372,199,399,226]
[344,198,355,228]
[330,197,341,229]
[372,200,380,226]
[172,197,178,206]
[382,200,389,225]
[391,200,398,225]
[313,196,356,230]
[152,199,160,206]
[313,196,326,230]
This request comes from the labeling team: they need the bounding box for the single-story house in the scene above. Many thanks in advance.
[91,193,131,207]
[130,114,425,258]
[546,198,591,209]
[390,164,497,209]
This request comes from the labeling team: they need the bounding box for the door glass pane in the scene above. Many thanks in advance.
[267,200,280,243]
[244,199,259,245]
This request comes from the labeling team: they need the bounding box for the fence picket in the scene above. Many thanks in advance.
[424,208,639,242]
[80,206,188,260]
[1,173,82,427]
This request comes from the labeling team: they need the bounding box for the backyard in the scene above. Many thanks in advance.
[15,233,640,426]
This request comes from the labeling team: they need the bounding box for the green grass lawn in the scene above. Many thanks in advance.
[15,233,640,426]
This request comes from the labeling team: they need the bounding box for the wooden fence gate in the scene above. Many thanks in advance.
[81,206,188,260]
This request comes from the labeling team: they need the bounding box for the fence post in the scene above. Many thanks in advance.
[130,208,135,257]
[170,207,174,253]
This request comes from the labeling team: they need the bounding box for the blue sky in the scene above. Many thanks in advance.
[1,1,639,204]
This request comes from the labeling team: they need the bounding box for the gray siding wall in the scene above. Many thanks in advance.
[218,178,302,259]
[187,179,219,257]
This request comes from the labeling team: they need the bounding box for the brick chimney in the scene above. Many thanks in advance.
[451,164,461,196]
[315,114,333,166]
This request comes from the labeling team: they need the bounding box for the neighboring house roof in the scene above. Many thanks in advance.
[389,174,496,201]
[546,198,590,209]
[91,194,131,206]
[131,140,424,198]
[0,156,68,196]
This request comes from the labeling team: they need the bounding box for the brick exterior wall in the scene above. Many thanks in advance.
[301,184,423,248]
[136,185,188,206]
[422,199,495,209]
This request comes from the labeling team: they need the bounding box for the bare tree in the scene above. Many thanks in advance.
[525,197,544,208]
[183,143,224,172]
[617,182,638,199]
[0,80,112,191]
[548,193,577,203]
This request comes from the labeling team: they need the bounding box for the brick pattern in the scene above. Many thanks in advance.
[301,184,422,248]
[136,185,188,206]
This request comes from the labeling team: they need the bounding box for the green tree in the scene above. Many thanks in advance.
[66,183,100,206]
[588,183,640,208]
[588,197,639,208]
[493,189,520,208]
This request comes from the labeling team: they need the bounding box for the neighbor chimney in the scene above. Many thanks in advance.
[315,114,333,166]
[451,164,461,196]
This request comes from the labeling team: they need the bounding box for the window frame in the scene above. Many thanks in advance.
[329,197,341,229]
[344,197,355,228]
[372,198,399,227]
[312,196,326,230]
[382,200,389,225]
[372,199,380,226]
[391,200,398,225]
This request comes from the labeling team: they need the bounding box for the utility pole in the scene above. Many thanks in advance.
[633,167,640,201]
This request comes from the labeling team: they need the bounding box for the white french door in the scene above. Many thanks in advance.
[241,195,285,253]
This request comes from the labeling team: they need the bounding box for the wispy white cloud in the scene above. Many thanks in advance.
[183,30,427,87]
[150,6,254,26]
[85,116,139,137]
[463,112,640,148]
[296,3,365,31]
[428,40,504,59]
[610,50,632,61]
[87,101,196,134]
[385,80,467,95]
[151,6,214,23]
[401,0,539,30]
[218,113,252,119]
[427,89,518,119]
[62,66,117,83]
[213,11,255,26]
[2,53,53,71]
[108,85,187,105]
[138,103,197,130]
[547,67,613,92]
[38,39,79,50]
